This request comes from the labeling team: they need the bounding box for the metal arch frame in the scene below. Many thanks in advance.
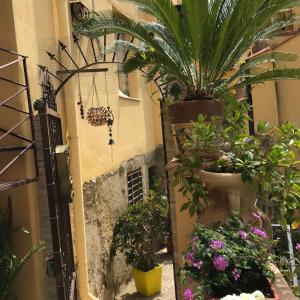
[54,62,108,96]
[39,39,168,100]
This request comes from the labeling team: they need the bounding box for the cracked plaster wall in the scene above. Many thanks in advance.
[83,151,161,299]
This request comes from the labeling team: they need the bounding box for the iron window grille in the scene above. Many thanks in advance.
[127,168,143,204]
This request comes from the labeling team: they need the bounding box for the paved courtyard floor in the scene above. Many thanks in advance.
[116,251,176,300]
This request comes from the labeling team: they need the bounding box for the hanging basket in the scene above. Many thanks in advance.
[86,106,108,127]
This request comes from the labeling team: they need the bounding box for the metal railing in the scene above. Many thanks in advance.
[0,48,38,191]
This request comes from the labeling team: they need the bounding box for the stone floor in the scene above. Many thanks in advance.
[116,251,176,300]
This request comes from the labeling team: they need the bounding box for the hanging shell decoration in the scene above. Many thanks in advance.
[86,106,108,127]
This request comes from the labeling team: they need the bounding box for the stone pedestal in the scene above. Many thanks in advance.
[167,164,274,300]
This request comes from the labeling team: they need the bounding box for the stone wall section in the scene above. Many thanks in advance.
[83,151,160,299]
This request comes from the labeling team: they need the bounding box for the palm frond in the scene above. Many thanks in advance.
[233,68,300,88]
[74,0,300,98]
[8,242,45,284]
[228,52,298,83]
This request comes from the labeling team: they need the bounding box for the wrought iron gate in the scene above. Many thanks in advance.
[38,72,77,300]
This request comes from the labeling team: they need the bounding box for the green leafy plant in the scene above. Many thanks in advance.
[0,209,45,300]
[180,213,276,299]
[111,188,169,272]
[75,0,300,101]
[175,99,300,225]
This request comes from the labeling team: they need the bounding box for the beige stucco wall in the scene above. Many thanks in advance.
[272,35,300,125]
[252,80,280,128]
[252,35,300,127]
[74,0,162,182]
[0,1,46,300]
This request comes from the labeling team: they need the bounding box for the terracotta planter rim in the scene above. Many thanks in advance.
[169,99,222,104]
[199,169,242,178]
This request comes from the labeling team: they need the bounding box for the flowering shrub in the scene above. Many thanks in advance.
[180,214,275,299]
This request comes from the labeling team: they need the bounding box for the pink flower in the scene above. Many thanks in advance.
[184,288,194,300]
[185,251,195,263]
[252,211,262,221]
[213,255,229,271]
[232,268,240,281]
[252,227,268,239]
[296,243,300,251]
[210,239,223,250]
[239,230,248,240]
[193,260,203,270]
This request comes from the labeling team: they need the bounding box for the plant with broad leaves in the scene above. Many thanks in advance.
[175,99,300,225]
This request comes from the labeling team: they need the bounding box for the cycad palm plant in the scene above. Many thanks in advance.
[75,0,300,103]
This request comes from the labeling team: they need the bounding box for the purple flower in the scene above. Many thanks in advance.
[193,260,203,270]
[213,255,229,271]
[210,239,223,250]
[183,288,194,300]
[185,251,195,263]
[296,243,300,251]
[232,267,240,281]
[252,211,262,221]
[252,227,268,239]
[239,230,248,240]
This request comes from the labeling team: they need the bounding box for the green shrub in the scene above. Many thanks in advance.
[112,193,169,272]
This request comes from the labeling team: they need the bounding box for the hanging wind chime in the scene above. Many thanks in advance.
[78,72,114,145]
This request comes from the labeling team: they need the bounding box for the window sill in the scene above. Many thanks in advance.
[118,90,141,102]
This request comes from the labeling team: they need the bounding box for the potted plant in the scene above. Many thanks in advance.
[111,193,169,296]
[74,0,300,125]
[174,98,300,226]
[180,213,280,300]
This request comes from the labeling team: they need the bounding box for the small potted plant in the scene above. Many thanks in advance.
[180,213,279,300]
[111,193,169,296]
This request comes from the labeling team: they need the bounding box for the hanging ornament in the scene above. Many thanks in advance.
[86,106,108,126]
[77,73,85,119]
[104,73,114,145]
[86,74,107,127]
[85,72,114,146]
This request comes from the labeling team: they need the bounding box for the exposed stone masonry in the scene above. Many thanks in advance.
[83,151,162,299]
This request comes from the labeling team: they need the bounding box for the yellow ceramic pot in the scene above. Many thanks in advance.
[132,265,163,296]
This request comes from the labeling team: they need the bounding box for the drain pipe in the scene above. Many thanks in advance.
[54,1,98,299]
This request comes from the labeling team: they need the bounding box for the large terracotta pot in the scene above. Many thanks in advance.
[168,99,224,124]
